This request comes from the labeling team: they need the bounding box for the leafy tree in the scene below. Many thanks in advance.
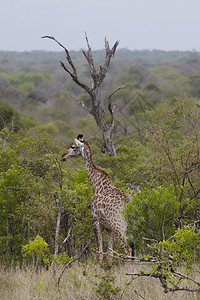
[0,102,20,131]
[186,73,200,97]
[4,72,50,87]
[0,130,61,264]
[0,163,34,264]
[22,235,49,267]
[144,82,160,92]
[0,101,37,133]
[144,94,200,220]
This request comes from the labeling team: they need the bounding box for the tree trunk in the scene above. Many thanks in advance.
[89,86,116,155]
[103,128,116,156]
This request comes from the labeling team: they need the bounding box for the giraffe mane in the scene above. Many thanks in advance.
[94,165,112,182]
[85,141,112,182]
[84,141,92,156]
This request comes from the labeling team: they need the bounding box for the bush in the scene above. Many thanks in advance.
[22,236,49,267]
[123,185,180,253]
[159,225,200,267]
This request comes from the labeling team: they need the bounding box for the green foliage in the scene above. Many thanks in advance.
[1,50,200,267]
[123,185,180,252]
[75,114,98,136]
[159,225,200,267]
[34,122,59,137]
[64,167,94,248]
[144,82,160,92]
[0,161,34,263]
[0,132,63,264]
[22,235,49,266]
[4,71,50,87]
[186,73,200,97]
[0,101,37,132]
[38,96,72,122]
[0,102,20,131]
[149,65,187,93]
[52,252,71,265]
[94,139,145,189]
[95,270,121,300]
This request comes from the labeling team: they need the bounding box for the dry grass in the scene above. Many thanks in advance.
[0,262,200,300]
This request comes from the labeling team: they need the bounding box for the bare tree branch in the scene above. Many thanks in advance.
[42,35,120,156]
[82,32,97,85]
[107,85,125,102]
[98,39,119,85]
[107,85,125,128]
[125,270,200,294]
[173,270,200,287]
[42,35,77,76]
[42,35,92,96]
[94,248,169,264]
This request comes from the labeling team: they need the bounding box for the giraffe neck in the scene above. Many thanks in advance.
[83,142,114,193]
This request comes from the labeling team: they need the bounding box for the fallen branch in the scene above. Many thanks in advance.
[94,248,170,265]
[173,270,200,287]
[125,270,200,294]
[93,248,133,261]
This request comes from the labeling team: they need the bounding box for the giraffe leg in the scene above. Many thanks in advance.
[107,229,114,264]
[93,220,104,264]
[111,225,132,260]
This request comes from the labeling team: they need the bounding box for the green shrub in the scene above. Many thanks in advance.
[22,236,49,267]
[123,185,181,252]
[159,225,200,267]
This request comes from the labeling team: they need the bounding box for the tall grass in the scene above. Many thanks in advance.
[0,262,199,299]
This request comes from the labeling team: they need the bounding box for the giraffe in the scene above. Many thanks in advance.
[60,134,133,263]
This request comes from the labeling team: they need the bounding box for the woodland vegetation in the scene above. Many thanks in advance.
[0,47,200,299]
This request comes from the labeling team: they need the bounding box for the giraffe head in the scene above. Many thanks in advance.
[60,134,85,161]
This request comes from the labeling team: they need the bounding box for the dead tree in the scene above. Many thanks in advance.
[42,35,123,156]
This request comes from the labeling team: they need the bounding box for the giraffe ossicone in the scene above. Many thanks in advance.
[61,134,134,263]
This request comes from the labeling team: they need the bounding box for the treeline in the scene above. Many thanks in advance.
[0,49,200,268]
[1,49,200,137]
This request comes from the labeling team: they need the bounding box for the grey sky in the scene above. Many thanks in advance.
[1,0,200,52]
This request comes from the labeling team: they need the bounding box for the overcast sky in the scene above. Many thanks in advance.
[1,0,200,52]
